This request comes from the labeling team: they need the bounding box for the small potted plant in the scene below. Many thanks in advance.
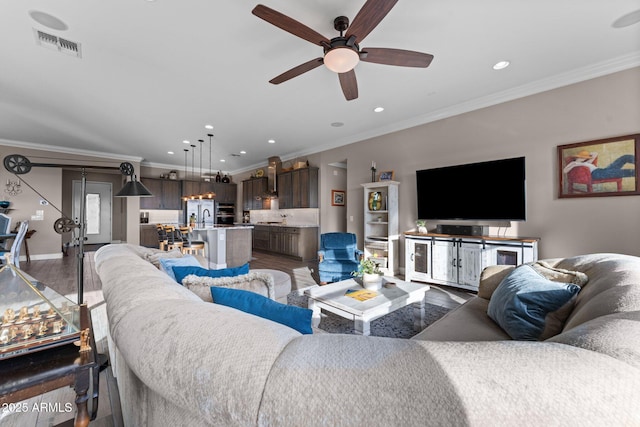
[352,258,383,290]
[416,220,428,234]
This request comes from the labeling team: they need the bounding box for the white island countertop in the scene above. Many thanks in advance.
[248,223,318,228]
[191,225,253,230]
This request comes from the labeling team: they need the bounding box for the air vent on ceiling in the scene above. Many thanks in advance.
[34,29,82,58]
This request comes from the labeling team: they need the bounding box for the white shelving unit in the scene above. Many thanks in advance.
[361,180,399,276]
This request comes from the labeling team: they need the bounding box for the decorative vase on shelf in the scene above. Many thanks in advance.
[368,191,382,211]
[215,171,222,182]
[222,174,230,183]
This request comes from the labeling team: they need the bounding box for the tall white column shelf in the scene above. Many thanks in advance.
[361,181,399,277]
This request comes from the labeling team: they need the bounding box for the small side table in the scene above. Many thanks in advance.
[0,305,99,427]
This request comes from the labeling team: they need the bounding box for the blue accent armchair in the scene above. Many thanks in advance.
[317,232,363,284]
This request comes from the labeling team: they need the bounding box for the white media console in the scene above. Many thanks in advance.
[404,232,540,292]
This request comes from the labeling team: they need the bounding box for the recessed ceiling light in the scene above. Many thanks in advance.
[205,124,213,129]
[168,151,174,155]
[373,107,384,113]
[220,159,226,162]
[493,61,510,70]
[183,140,190,144]
[268,139,275,144]
[331,122,344,127]
[613,9,640,28]
[29,10,68,31]
[240,150,246,154]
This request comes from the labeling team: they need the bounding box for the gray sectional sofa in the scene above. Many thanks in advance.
[95,244,640,426]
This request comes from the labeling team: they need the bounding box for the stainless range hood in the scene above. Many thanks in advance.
[264,156,281,198]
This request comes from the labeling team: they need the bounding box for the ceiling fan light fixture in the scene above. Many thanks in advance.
[324,47,360,73]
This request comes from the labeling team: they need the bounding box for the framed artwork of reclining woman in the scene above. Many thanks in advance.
[558,133,640,198]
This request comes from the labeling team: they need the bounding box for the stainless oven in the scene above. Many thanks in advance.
[215,202,235,225]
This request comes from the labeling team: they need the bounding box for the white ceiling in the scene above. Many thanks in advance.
[1,1,639,174]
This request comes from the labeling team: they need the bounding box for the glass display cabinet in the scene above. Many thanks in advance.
[0,263,81,360]
[0,262,98,427]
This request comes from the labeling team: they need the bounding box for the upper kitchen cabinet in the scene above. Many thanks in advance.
[140,178,182,210]
[212,182,237,204]
[242,177,269,210]
[184,181,238,205]
[277,167,318,209]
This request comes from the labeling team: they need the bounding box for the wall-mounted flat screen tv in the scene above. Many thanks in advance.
[416,156,526,221]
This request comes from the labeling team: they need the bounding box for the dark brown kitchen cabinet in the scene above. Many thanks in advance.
[277,167,318,209]
[212,182,237,204]
[253,225,270,250]
[242,177,268,210]
[182,181,236,204]
[140,178,182,210]
[252,225,318,261]
[277,172,293,209]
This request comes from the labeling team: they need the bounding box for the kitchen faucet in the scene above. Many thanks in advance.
[202,208,211,226]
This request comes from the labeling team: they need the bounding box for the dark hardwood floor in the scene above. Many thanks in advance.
[20,246,318,297]
[20,245,471,309]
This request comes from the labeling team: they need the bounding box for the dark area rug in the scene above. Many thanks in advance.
[288,292,451,339]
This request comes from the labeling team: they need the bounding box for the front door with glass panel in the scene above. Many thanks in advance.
[72,181,112,245]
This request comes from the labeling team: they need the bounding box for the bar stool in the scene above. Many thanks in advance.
[178,226,205,256]
[163,225,184,251]
[156,224,168,251]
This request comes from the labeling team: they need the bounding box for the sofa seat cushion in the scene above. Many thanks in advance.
[488,265,581,340]
[412,297,510,341]
[210,287,313,334]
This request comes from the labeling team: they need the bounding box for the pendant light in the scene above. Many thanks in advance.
[206,133,216,199]
[190,144,196,200]
[182,148,189,201]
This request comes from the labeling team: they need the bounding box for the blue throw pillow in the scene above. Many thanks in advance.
[487,264,581,340]
[172,263,250,284]
[158,255,202,282]
[210,287,313,334]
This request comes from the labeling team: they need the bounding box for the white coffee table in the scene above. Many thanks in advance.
[304,277,430,336]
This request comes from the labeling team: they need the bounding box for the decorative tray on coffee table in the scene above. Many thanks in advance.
[0,264,81,360]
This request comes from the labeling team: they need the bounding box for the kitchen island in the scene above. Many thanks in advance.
[251,223,318,261]
[191,225,253,269]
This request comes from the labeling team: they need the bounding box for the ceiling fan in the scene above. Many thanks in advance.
[252,0,434,101]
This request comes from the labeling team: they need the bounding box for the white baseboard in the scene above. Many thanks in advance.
[26,253,64,261]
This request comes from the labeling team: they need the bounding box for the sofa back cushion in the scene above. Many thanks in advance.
[547,253,640,368]
[551,254,640,328]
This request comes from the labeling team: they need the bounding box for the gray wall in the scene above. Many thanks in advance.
[316,67,640,260]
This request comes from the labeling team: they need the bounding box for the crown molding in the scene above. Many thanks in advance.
[0,138,145,163]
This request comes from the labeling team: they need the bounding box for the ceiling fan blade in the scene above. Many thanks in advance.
[252,5,330,46]
[338,70,358,101]
[361,48,434,67]
[269,58,324,84]
[345,0,399,44]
